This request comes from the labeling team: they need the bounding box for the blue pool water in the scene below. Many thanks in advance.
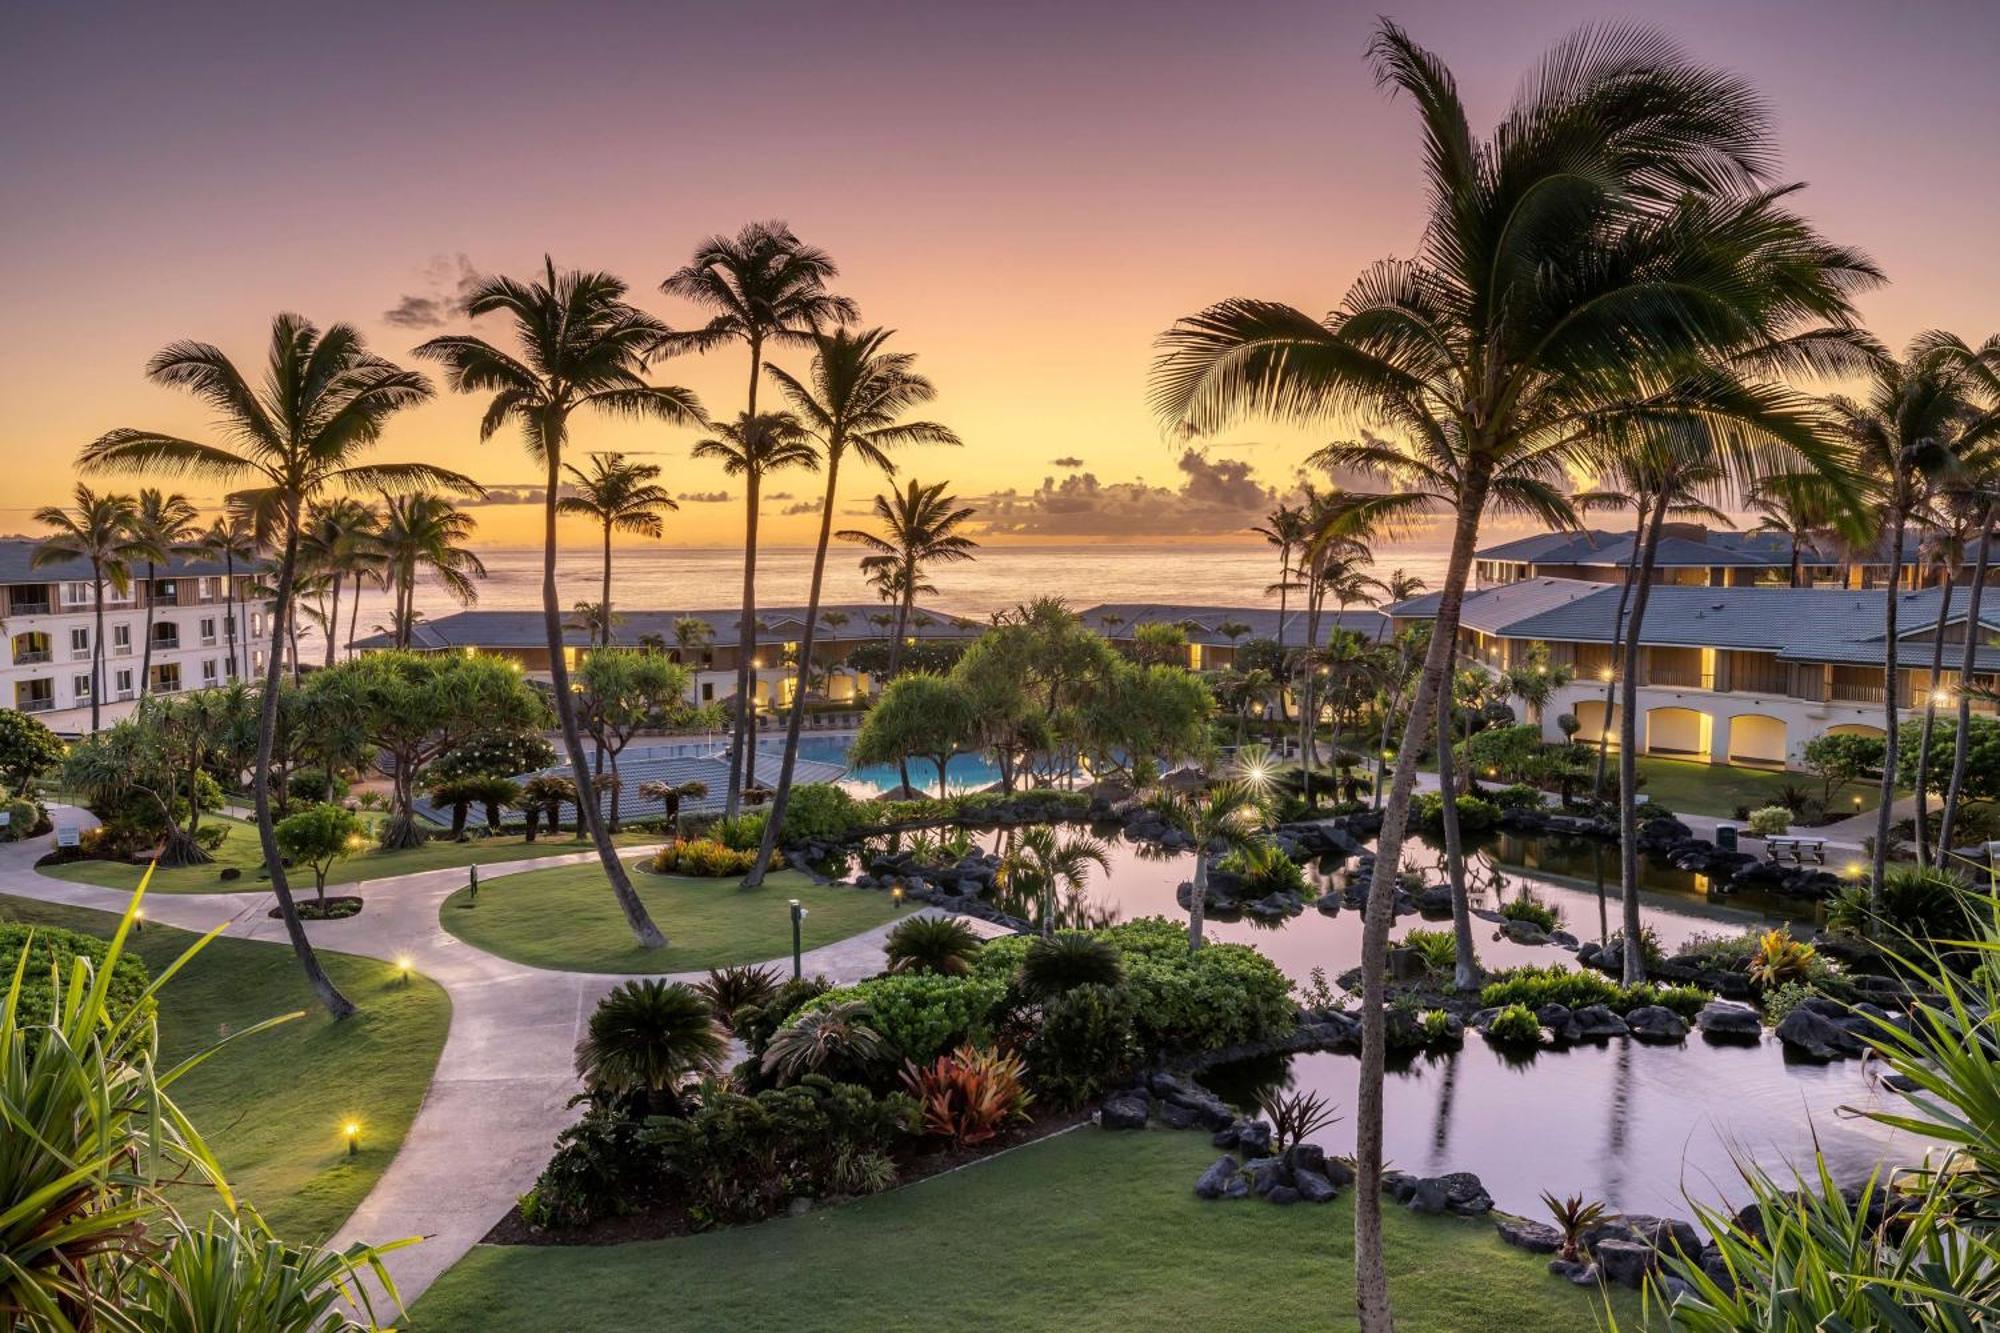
[763,734,1005,797]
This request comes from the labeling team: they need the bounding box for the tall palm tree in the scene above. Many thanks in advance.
[188,511,259,684]
[81,313,454,1017]
[691,412,818,794]
[1832,339,1989,901]
[415,261,704,951]
[1151,21,1877,1325]
[1145,781,1266,951]
[130,488,200,697]
[673,615,714,667]
[659,221,858,818]
[747,328,960,886]
[377,492,485,650]
[836,479,979,677]
[31,486,147,729]
[557,453,677,646]
[1745,472,1844,587]
[296,496,379,665]
[1252,503,1308,648]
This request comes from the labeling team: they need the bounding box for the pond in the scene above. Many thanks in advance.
[940,825,1925,1218]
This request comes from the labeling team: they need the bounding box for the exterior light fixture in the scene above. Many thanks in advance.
[394,955,413,985]
[789,899,808,979]
[891,885,905,909]
[344,1121,361,1156]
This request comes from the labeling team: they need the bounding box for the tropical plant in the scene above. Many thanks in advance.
[884,915,984,976]
[1257,1087,1341,1154]
[1826,864,1975,944]
[1397,928,1457,977]
[696,964,781,1030]
[1024,982,1137,1108]
[373,491,483,650]
[995,825,1113,939]
[572,649,708,829]
[413,262,702,949]
[900,1044,1032,1149]
[1252,502,1309,648]
[82,313,459,1016]
[516,773,577,841]
[1483,1003,1544,1048]
[123,1209,407,1333]
[1497,891,1562,933]
[1144,781,1267,950]
[31,484,147,731]
[1743,927,1817,988]
[187,509,261,684]
[837,478,980,677]
[1541,1191,1608,1263]
[273,802,365,904]
[649,838,756,877]
[637,777,710,837]
[1018,931,1126,1000]
[574,979,727,1116]
[557,452,677,646]
[0,709,63,799]
[129,487,202,693]
[850,673,976,800]
[761,1000,891,1086]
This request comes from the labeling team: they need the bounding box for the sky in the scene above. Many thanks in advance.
[4,0,1999,549]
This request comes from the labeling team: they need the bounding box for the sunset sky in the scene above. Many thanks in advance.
[5,0,1999,549]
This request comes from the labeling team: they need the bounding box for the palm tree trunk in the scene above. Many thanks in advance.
[1913,566,1955,868]
[139,559,157,699]
[1437,641,1478,991]
[889,567,916,676]
[345,573,362,658]
[1354,468,1488,1332]
[1872,508,1908,908]
[1941,502,1994,852]
[539,446,666,949]
[1187,851,1209,951]
[726,473,762,819]
[1594,520,1646,798]
[90,568,105,731]
[325,573,342,668]
[1617,494,1670,985]
[601,519,614,648]
[223,553,240,685]
[747,456,843,887]
[1275,548,1290,650]
[253,507,354,1019]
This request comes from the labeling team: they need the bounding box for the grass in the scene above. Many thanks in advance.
[0,891,451,1242]
[1625,755,1878,821]
[436,858,903,973]
[41,813,661,895]
[411,1127,1639,1332]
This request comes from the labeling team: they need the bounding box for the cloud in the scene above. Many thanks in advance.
[677,490,731,503]
[767,491,796,501]
[1051,456,1084,468]
[781,497,824,516]
[382,254,481,329]
[459,485,549,506]
[975,449,1277,538]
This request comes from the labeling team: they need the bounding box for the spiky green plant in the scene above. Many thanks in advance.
[124,1210,411,1333]
[695,964,781,1030]
[760,1001,889,1086]
[574,980,726,1114]
[1257,1088,1341,1153]
[1018,933,1126,1001]
[884,915,985,977]
[1541,1191,1608,1263]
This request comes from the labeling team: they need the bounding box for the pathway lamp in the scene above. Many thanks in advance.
[789,898,808,979]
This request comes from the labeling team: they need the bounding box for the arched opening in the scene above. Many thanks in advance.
[1645,706,1710,760]
[1727,714,1787,767]
[10,631,51,666]
[1571,699,1620,745]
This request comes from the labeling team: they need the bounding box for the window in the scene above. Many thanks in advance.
[201,658,219,685]
[61,582,91,607]
[151,621,180,649]
[701,681,715,702]
[224,656,238,679]
[73,673,92,699]
[15,680,53,713]
[112,624,132,655]
[114,669,133,698]
[200,577,219,600]
[199,617,217,645]
[69,627,90,658]
[11,632,51,665]
[154,579,178,604]
[61,580,129,607]
[149,663,181,694]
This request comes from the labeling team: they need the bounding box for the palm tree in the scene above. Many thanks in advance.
[557,453,677,646]
[837,479,979,676]
[673,615,714,667]
[375,491,484,650]
[129,488,200,697]
[747,329,960,887]
[188,511,259,684]
[31,486,147,729]
[1145,781,1266,951]
[658,221,858,820]
[415,261,703,951]
[1929,336,2000,853]
[1150,21,1877,1324]
[995,825,1111,937]
[296,496,380,665]
[690,411,818,796]
[637,777,708,837]
[1252,503,1308,648]
[1745,472,1845,587]
[81,313,454,1017]
[1832,339,1988,901]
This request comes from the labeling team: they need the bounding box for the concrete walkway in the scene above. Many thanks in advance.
[0,812,990,1303]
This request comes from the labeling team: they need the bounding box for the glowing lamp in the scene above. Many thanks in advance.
[394,955,413,985]
[1599,667,1614,682]
[1845,861,1866,879]
[344,1121,361,1156]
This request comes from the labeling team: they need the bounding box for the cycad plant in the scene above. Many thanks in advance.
[83,313,458,1017]
[574,979,727,1116]
[884,914,985,976]
[1151,21,1876,1325]
[760,1000,889,1086]
[1018,933,1125,1001]
[416,260,705,952]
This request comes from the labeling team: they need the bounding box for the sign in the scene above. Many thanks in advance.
[55,826,80,848]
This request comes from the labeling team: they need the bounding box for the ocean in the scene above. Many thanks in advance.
[297,540,1458,656]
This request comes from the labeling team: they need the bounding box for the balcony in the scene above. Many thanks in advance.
[151,635,181,653]
[12,650,51,666]
[17,696,54,714]
[1829,681,1888,704]
[1647,665,1713,690]
[9,601,51,617]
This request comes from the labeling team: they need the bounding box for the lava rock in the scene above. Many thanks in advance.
[1501,918,1551,945]
[1194,1156,1242,1200]
[1157,1101,1202,1131]
[1235,1120,1273,1155]
[1572,1004,1631,1039]
[1266,1185,1302,1205]
[1536,1003,1583,1044]
[1493,1215,1563,1254]
[1625,1005,1690,1042]
[1099,1091,1150,1130]
[1435,1172,1492,1215]
[1548,1258,1600,1286]
[1210,1122,1242,1150]
[1595,1239,1658,1289]
[1416,885,1455,915]
[1696,1001,1763,1042]
[1294,1168,1339,1203]
[1408,1177,1450,1215]
[1774,1007,1865,1061]
[1283,1143,1328,1178]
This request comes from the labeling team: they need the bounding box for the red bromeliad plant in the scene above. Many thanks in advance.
[900,1045,1032,1149]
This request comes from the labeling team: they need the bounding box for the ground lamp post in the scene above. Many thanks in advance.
[344,1120,361,1157]
[789,898,807,979]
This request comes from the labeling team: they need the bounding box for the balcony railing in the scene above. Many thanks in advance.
[9,601,50,617]
[151,636,181,652]
[17,697,54,714]
[1647,666,1713,689]
[1829,681,1887,704]
[1728,667,1793,695]
[12,650,51,666]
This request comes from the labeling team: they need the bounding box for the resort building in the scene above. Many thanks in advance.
[0,540,271,735]
[1077,603,1390,671]
[351,603,984,710]
[1473,524,1987,591]
[1389,576,2000,770]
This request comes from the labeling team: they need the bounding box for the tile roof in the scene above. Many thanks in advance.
[1476,526,1996,571]
[0,539,246,585]
[1075,603,1388,645]
[355,603,984,653]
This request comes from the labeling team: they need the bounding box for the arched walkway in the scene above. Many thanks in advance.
[1726,713,1787,767]
[1644,706,1710,760]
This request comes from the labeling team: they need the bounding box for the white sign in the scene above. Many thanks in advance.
[55,826,79,848]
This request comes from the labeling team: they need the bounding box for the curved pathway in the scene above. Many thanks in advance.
[0,814,992,1302]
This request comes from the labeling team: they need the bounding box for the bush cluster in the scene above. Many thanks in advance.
[1484,1002,1543,1046]
[649,839,756,877]
[0,923,152,1028]
[1412,792,1499,833]
[794,973,1008,1065]
[1479,964,1709,1019]
[1024,982,1138,1107]
[1498,892,1563,932]
[772,783,865,844]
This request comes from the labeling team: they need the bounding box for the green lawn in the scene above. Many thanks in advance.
[1627,755,1879,821]
[41,814,661,895]
[412,1127,1639,1332]
[437,858,903,973]
[0,893,450,1242]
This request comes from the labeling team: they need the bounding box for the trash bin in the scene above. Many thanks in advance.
[1715,824,1738,852]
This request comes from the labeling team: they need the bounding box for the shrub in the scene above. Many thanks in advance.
[1215,841,1308,897]
[574,980,728,1114]
[714,812,767,852]
[649,838,756,877]
[1761,980,1819,1025]
[1397,928,1457,976]
[1018,933,1126,1000]
[1826,866,1974,944]
[901,1045,1032,1148]
[1543,1191,1609,1263]
[798,973,1008,1064]
[0,923,152,1028]
[733,975,831,1057]
[773,783,864,843]
[1417,1009,1458,1045]
[1746,805,1793,837]
[1484,1003,1543,1047]
[274,803,365,899]
[517,1103,659,1230]
[762,1001,891,1086]
[696,964,781,1029]
[1499,891,1562,932]
[1491,783,1546,812]
[285,766,349,804]
[0,797,45,842]
[1746,927,1817,988]
[1257,1088,1339,1152]
[883,915,984,976]
[1025,982,1137,1107]
[1414,792,1499,833]
[1605,925,1663,969]
[1479,965,1709,1019]
[0,708,64,795]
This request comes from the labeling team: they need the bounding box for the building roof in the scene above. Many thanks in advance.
[1075,603,1389,646]
[1386,577,1605,630]
[0,539,245,586]
[354,603,984,653]
[1476,525,1997,573]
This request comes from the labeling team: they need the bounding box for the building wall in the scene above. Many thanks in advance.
[1531,676,1903,771]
